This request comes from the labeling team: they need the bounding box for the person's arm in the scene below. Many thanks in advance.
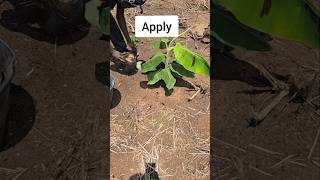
[116,5,137,53]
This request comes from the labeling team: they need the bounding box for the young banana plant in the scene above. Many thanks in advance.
[136,30,210,90]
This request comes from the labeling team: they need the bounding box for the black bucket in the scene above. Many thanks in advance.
[0,39,15,149]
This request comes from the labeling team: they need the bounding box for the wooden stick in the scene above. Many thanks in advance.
[188,88,201,101]
[248,144,283,156]
[269,154,295,169]
[11,168,28,180]
[307,126,320,160]
[253,90,289,121]
[249,165,273,177]
[248,61,288,90]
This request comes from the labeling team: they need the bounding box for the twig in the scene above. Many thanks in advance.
[25,68,34,78]
[312,160,320,167]
[307,126,320,160]
[269,154,296,169]
[0,167,19,174]
[188,88,201,101]
[248,61,288,90]
[248,144,283,156]
[11,168,28,180]
[253,90,289,121]
[286,160,307,168]
[212,155,232,162]
[249,165,273,177]
[231,156,245,178]
[184,78,199,90]
[214,138,246,153]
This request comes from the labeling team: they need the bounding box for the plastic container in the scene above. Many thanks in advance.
[0,39,15,149]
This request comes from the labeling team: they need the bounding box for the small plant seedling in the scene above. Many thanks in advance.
[130,35,140,43]
[136,29,210,90]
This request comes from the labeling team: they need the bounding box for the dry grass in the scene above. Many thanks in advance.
[111,100,210,179]
[110,0,210,179]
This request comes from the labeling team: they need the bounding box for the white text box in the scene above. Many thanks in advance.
[135,16,179,37]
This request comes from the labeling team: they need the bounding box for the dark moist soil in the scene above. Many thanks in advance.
[212,38,320,180]
[0,22,109,179]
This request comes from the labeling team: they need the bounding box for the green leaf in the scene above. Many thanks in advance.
[218,0,320,48]
[141,52,165,73]
[130,35,140,43]
[151,39,170,49]
[99,7,110,35]
[85,0,110,35]
[170,61,194,78]
[173,43,210,76]
[161,68,176,90]
[211,3,272,51]
[85,0,101,27]
[147,69,162,85]
[147,68,177,90]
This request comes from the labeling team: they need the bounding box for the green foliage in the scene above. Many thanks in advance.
[99,7,110,35]
[161,68,177,90]
[215,0,320,48]
[173,43,211,76]
[211,3,272,51]
[147,68,176,90]
[170,61,194,78]
[130,35,140,43]
[137,37,210,90]
[140,52,165,73]
[85,0,110,35]
[147,69,162,85]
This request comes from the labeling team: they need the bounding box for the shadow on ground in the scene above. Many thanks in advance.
[0,0,89,45]
[128,163,159,180]
[139,76,195,96]
[211,50,289,88]
[1,84,35,152]
[95,62,121,109]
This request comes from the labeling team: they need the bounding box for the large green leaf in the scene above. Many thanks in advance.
[147,69,162,85]
[170,61,194,78]
[147,68,176,90]
[161,68,176,90]
[211,3,272,51]
[141,52,165,73]
[173,43,210,76]
[218,0,320,48]
[85,0,101,27]
[85,0,110,35]
[99,7,110,35]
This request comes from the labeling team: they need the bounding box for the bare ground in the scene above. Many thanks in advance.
[110,0,211,179]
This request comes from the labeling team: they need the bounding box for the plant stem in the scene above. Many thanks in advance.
[165,28,192,68]
[165,40,172,68]
[165,46,171,68]
[168,28,191,47]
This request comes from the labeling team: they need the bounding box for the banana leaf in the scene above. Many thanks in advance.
[218,0,320,48]
[85,0,110,35]
[211,3,272,51]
